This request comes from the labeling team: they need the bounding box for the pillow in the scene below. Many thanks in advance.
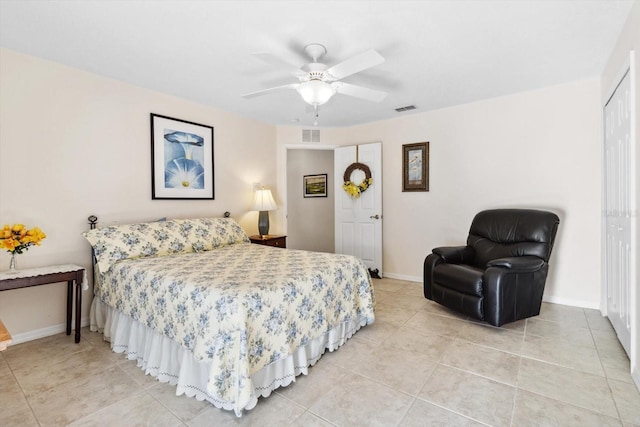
[174,218,250,252]
[83,217,249,273]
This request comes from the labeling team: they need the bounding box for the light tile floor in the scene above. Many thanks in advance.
[1,278,639,426]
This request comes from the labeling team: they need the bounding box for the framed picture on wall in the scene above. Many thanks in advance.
[402,142,429,192]
[303,174,328,198]
[150,113,214,199]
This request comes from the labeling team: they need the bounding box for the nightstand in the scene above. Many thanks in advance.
[249,235,287,248]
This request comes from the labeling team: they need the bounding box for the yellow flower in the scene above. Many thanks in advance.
[0,226,11,239]
[0,223,46,254]
[343,177,373,199]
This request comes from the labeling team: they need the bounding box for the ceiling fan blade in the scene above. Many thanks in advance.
[241,83,299,99]
[252,51,306,71]
[326,49,385,80]
[333,82,387,103]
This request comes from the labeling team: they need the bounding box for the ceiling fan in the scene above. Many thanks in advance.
[242,43,388,108]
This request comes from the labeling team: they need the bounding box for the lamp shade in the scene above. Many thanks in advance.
[296,80,336,106]
[252,188,277,211]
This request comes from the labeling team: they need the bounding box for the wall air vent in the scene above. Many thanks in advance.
[302,129,320,143]
[395,105,417,112]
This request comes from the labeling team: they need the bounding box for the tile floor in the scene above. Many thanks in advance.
[1,278,639,426]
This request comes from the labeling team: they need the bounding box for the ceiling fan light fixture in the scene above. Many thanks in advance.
[296,80,336,106]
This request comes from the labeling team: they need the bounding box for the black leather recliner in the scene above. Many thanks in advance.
[423,209,560,327]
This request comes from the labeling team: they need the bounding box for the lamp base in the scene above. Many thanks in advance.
[258,210,270,236]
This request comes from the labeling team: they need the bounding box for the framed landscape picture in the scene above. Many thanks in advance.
[151,113,214,199]
[303,174,328,198]
[402,142,429,192]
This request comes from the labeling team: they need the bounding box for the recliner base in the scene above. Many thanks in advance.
[430,282,484,321]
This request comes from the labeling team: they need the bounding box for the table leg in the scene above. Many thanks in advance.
[66,280,72,335]
[75,281,81,343]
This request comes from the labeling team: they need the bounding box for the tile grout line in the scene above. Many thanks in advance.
[586,308,626,423]
[393,396,417,427]
[411,392,494,426]
[3,335,101,427]
[296,409,339,426]
[509,338,526,427]
[517,315,626,424]
[5,359,42,427]
[515,308,624,423]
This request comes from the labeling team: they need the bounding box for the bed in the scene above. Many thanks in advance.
[83,217,375,416]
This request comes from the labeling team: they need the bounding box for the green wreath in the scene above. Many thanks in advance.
[342,162,373,199]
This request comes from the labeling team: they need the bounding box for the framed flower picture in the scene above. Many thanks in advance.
[151,114,214,199]
[402,142,429,192]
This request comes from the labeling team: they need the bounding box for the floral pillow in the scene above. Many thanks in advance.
[83,217,249,273]
[175,218,250,251]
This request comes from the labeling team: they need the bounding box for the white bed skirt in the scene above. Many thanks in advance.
[90,297,367,416]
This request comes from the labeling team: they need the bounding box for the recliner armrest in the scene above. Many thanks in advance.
[432,246,475,264]
[487,256,545,272]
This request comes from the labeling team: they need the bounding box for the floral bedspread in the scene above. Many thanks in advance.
[96,242,375,412]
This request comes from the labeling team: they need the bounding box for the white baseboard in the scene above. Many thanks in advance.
[542,295,600,310]
[9,317,90,345]
[381,272,421,283]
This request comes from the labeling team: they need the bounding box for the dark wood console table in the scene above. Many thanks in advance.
[0,265,86,344]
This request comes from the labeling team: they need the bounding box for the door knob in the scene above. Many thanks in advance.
[370,215,380,219]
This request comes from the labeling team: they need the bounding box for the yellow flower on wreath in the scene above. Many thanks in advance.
[0,223,46,254]
[342,177,373,199]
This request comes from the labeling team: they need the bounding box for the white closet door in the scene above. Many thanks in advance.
[604,64,636,357]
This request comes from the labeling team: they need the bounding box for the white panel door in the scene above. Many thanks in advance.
[604,66,636,357]
[335,143,382,273]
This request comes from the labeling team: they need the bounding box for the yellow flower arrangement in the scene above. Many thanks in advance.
[0,224,47,254]
[342,177,373,199]
[342,162,374,199]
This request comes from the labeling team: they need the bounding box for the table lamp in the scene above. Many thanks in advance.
[252,187,277,236]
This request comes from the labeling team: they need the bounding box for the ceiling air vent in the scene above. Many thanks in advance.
[302,129,320,143]
[395,105,416,112]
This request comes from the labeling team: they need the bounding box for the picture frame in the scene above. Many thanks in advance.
[151,113,214,199]
[402,142,429,192]
[303,174,328,198]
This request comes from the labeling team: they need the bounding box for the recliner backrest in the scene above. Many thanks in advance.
[466,209,560,268]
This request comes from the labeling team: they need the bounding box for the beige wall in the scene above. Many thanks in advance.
[278,78,602,308]
[286,149,334,252]
[600,0,640,389]
[0,48,278,341]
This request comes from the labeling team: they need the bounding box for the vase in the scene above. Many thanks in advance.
[9,253,17,271]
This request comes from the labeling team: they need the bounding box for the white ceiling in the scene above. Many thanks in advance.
[0,0,635,128]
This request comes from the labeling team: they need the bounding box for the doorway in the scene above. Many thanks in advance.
[285,147,335,252]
